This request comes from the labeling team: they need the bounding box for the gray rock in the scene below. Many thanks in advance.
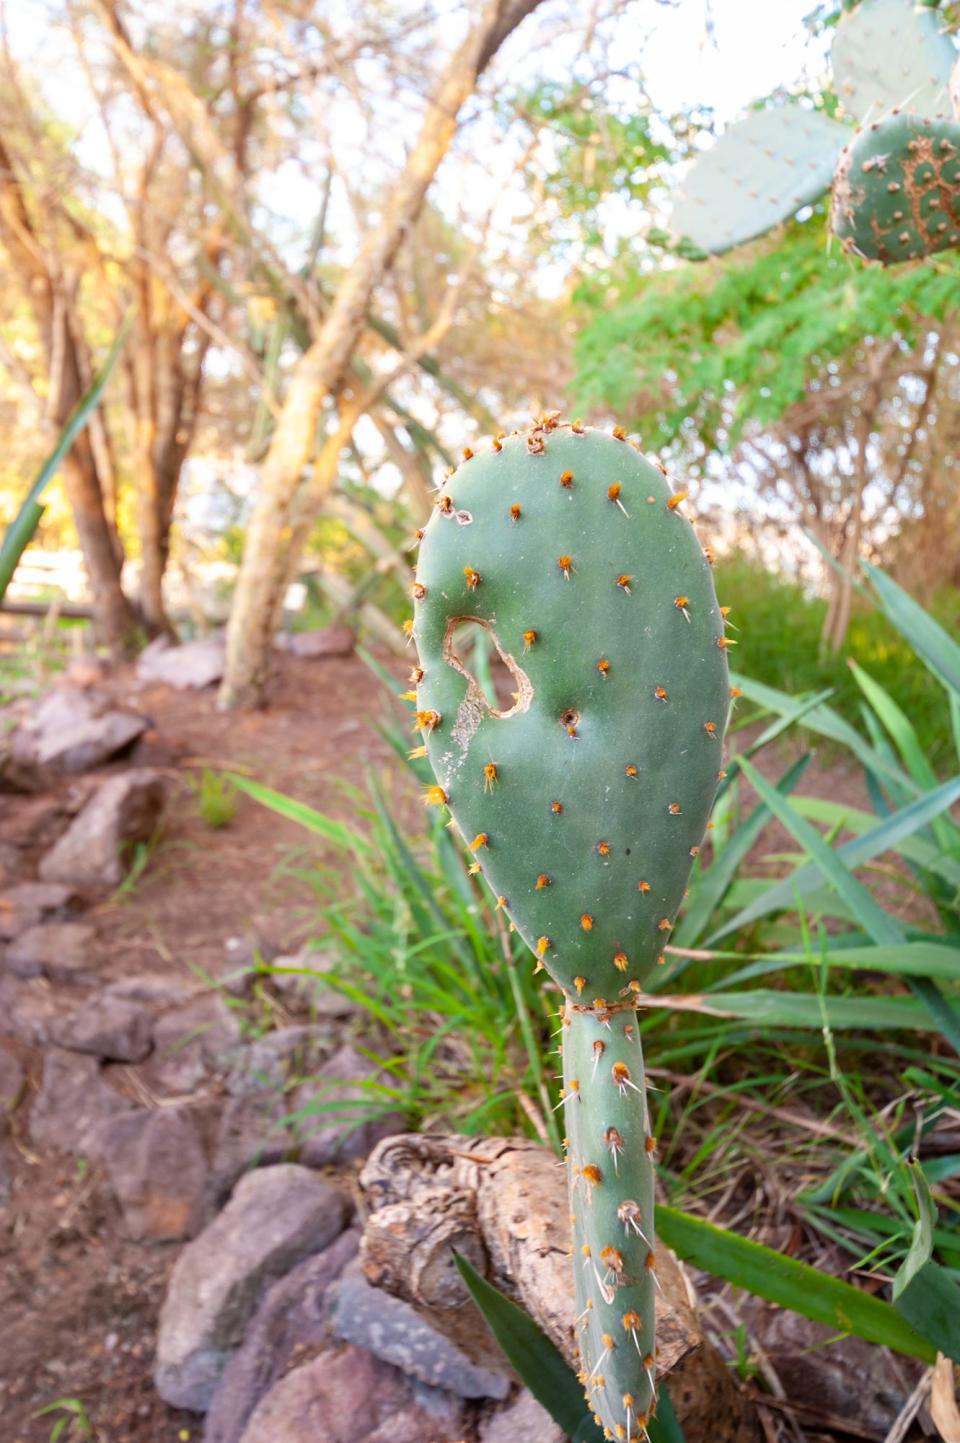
[13,686,147,772]
[330,1261,510,1400]
[0,976,60,1045]
[212,1027,336,1195]
[137,635,225,690]
[102,973,203,1007]
[38,769,166,890]
[0,1046,23,1113]
[0,881,78,940]
[294,1044,404,1168]
[266,950,360,1016]
[101,1108,208,1242]
[204,1230,360,1443]
[479,1390,565,1443]
[146,992,242,1094]
[225,1026,332,1098]
[0,794,69,849]
[155,1164,348,1411]
[274,625,355,659]
[5,921,98,981]
[52,994,153,1062]
[234,1345,464,1443]
[29,1048,132,1155]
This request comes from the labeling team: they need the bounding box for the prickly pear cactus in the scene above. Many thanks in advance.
[832,112,960,262]
[669,107,848,257]
[411,416,729,1437]
[831,0,956,125]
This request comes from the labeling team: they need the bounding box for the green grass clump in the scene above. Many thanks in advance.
[716,553,957,769]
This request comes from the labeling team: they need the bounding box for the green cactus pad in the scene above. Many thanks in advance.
[831,112,960,263]
[412,419,728,1003]
[669,107,848,257]
[564,1004,657,1437]
[831,0,956,125]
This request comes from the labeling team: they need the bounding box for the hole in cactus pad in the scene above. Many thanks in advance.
[443,617,533,719]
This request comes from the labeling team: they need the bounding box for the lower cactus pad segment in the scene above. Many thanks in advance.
[832,112,960,264]
[564,1003,657,1436]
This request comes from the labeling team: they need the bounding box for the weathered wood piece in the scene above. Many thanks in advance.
[359,1134,759,1442]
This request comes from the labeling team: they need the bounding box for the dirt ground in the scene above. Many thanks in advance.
[1,649,400,1443]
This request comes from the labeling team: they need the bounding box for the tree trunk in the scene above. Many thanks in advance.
[0,133,137,653]
[219,0,542,709]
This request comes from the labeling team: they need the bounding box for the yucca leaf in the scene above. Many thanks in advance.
[709,774,960,944]
[893,1262,960,1363]
[655,1207,935,1363]
[0,319,130,604]
[862,560,960,699]
[453,1252,603,1440]
[638,989,957,1030]
[893,1162,937,1300]
[229,774,373,853]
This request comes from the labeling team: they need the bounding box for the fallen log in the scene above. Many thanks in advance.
[359,1133,759,1442]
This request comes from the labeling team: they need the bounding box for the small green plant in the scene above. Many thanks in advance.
[188,768,240,829]
[32,1397,98,1443]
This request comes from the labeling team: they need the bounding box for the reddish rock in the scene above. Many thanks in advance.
[52,994,153,1062]
[233,1343,464,1443]
[101,1108,208,1242]
[38,769,166,889]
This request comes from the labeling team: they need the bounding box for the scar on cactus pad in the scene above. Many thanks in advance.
[411,416,730,1437]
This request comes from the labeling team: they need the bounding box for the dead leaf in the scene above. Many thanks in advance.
[932,1354,960,1443]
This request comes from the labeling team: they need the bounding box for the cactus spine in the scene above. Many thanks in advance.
[412,417,728,1436]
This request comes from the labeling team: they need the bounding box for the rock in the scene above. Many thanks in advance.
[137,635,225,690]
[479,1390,564,1443]
[274,626,355,659]
[5,921,98,981]
[0,976,60,1045]
[265,949,360,1016]
[101,1108,208,1242]
[29,1048,133,1156]
[147,992,242,1094]
[294,1044,404,1168]
[102,973,202,1008]
[38,769,166,889]
[0,1046,24,1113]
[52,994,153,1062]
[225,1026,332,1098]
[12,686,147,772]
[204,1230,360,1443]
[0,793,71,848]
[330,1260,510,1400]
[155,1164,348,1411]
[0,882,79,940]
[0,842,25,885]
[212,1028,335,1196]
[234,1345,464,1443]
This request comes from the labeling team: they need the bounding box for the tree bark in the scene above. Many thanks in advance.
[0,133,137,653]
[219,0,542,709]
